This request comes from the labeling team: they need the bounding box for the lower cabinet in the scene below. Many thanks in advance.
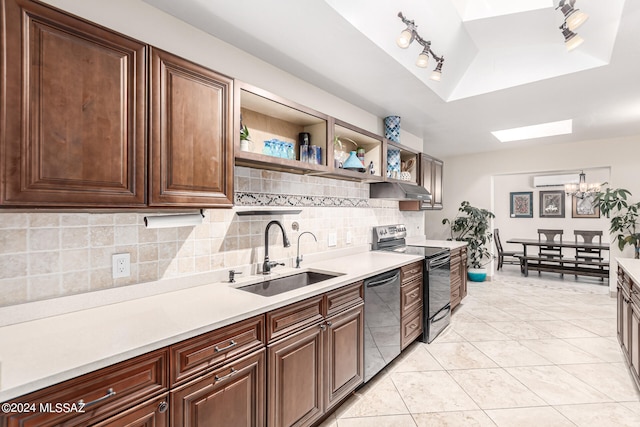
[267,282,364,427]
[617,266,640,390]
[170,349,265,427]
[268,322,324,427]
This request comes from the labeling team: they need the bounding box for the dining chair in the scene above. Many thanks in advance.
[537,229,564,259]
[494,229,522,270]
[574,230,605,280]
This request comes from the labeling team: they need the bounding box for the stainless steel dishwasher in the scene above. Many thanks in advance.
[363,268,401,383]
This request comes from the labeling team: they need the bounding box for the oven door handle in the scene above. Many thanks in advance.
[429,256,450,269]
[432,305,450,323]
[366,272,400,288]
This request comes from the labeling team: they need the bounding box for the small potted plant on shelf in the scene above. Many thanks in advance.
[596,188,640,259]
[240,124,251,152]
[443,201,496,281]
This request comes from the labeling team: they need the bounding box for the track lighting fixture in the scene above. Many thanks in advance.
[396,12,444,81]
[557,0,588,51]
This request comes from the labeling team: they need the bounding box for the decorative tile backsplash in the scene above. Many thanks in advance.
[0,167,424,307]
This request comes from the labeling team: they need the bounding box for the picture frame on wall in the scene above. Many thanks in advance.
[539,190,565,218]
[510,192,533,218]
[572,194,600,218]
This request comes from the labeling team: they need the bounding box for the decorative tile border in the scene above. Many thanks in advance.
[235,192,370,208]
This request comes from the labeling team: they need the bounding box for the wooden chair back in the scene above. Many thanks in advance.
[537,229,563,259]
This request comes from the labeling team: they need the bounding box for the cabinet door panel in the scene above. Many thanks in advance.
[431,159,443,209]
[325,305,364,411]
[631,304,640,378]
[171,349,265,427]
[150,48,233,207]
[2,0,146,207]
[268,324,323,427]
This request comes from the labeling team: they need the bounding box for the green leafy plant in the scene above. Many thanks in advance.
[596,188,640,258]
[240,124,251,141]
[443,201,496,269]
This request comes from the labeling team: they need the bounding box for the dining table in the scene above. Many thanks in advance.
[506,238,610,279]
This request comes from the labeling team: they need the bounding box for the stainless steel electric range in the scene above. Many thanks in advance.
[372,224,451,344]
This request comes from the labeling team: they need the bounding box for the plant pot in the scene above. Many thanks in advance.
[468,268,487,282]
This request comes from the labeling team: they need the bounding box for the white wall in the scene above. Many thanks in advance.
[425,135,640,293]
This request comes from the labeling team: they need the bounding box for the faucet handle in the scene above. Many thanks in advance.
[229,270,242,283]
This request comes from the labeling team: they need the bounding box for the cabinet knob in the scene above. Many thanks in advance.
[326,321,332,327]
[158,401,168,413]
[319,324,326,330]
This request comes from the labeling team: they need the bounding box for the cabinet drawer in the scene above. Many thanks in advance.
[170,315,265,386]
[267,295,324,343]
[401,261,423,284]
[326,281,363,317]
[401,278,423,317]
[91,393,169,427]
[401,308,423,349]
[1,349,168,427]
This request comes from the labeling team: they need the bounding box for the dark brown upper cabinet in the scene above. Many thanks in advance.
[149,48,234,207]
[1,0,147,207]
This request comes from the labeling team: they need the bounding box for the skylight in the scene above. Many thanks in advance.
[492,119,573,142]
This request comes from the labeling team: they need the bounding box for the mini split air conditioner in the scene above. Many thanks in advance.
[532,174,579,188]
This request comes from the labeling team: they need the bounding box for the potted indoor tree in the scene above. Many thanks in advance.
[443,201,496,281]
[596,188,640,259]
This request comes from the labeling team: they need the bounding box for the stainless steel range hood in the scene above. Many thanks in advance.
[369,182,432,201]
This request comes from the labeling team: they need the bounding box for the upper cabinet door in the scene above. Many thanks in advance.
[1,0,147,207]
[149,48,234,207]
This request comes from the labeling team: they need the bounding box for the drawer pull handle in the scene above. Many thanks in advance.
[215,368,237,383]
[409,292,418,298]
[409,323,418,329]
[214,340,237,352]
[79,388,116,408]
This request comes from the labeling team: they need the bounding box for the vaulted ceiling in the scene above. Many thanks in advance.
[144,0,640,158]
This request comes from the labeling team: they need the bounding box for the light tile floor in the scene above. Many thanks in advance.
[320,267,640,426]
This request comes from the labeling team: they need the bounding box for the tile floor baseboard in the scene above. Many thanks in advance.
[319,267,640,427]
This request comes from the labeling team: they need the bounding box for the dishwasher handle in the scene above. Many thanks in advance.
[365,271,400,288]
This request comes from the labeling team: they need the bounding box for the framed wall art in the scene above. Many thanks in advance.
[572,194,600,218]
[539,190,565,218]
[510,192,533,218]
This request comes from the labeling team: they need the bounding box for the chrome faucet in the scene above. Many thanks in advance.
[263,220,291,274]
[295,231,318,268]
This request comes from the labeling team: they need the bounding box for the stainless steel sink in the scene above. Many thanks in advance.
[237,271,341,297]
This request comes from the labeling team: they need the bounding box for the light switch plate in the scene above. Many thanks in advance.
[328,232,337,247]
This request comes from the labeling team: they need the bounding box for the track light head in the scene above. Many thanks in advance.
[560,23,583,51]
[430,58,444,81]
[558,0,589,31]
[396,12,416,48]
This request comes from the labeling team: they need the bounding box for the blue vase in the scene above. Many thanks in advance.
[468,268,487,282]
[384,116,401,143]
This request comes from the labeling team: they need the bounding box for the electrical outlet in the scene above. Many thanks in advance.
[328,232,337,247]
[346,230,352,245]
[112,253,130,279]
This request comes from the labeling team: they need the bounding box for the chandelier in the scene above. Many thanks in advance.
[564,171,606,199]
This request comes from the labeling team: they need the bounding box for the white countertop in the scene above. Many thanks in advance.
[405,237,468,250]
[0,251,422,402]
[618,258,640,284]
